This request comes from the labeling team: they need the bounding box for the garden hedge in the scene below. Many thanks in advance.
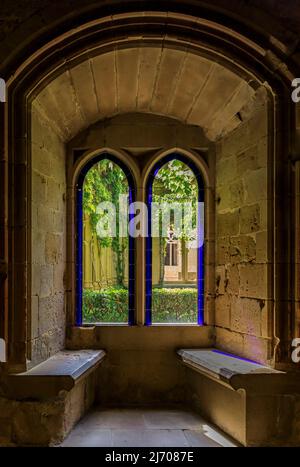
[83,287,197,323]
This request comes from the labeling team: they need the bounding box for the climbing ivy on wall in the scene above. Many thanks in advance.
[83,159,129,285]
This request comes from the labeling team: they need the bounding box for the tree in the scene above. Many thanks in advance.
[153,159,198,240]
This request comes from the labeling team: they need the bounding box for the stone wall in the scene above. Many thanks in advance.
[214,87,273,364]
[30,101,66,365]
[0,372,96,446]
[67,326,213,406]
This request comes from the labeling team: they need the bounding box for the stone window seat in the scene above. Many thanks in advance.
[4,349,106,400]
[0,350,106,446]
[177,348,284,393]
[177,348,300,446]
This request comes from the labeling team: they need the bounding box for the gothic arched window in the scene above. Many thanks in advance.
[76,155,136,325]
[145,154,205,325]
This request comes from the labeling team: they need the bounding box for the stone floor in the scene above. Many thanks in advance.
[60,408,238,447]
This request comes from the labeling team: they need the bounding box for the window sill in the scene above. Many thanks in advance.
[80,323,129,327]
[150,323,204,327]
[78,323,205,328]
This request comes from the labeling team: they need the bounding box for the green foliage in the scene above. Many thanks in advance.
[152,287,197,323]
[83,287,128,323]
[82,287,197,323]
[82,158,199,289]
[83,159,128,241]
[153,159,198,203]
[83,159,129,283]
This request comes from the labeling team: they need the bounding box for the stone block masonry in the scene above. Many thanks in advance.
[30,101,66,365]
[215,86,272,364]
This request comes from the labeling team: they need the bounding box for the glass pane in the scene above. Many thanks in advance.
[151,159,198,323]
[82,159,129,323]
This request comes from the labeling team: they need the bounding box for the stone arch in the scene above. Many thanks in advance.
[31,44,257,143]
[1,7,297,369]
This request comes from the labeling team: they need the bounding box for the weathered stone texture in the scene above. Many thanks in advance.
[244,168,268,203]
[231,297,264,336]
[217,211,240,237]
[239,204,261,234]
[0,371,96,446]
[215,87,271,363]
[30,102,66,365]
[239,264,268,299]
[230,235,256,263]
[215,328,272,364]
[32,46,255,143]
[215,295,231,328]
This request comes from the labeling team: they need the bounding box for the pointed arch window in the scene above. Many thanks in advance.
[76,154,136,325]
[145,154,205,325]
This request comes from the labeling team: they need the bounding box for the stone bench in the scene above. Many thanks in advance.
[177,348,300,446]
[0,349,106,446]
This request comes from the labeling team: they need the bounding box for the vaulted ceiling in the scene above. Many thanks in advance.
[33,45,255,142]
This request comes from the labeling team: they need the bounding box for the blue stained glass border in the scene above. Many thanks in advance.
[145,153,205,326]
[75,153,136,326]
